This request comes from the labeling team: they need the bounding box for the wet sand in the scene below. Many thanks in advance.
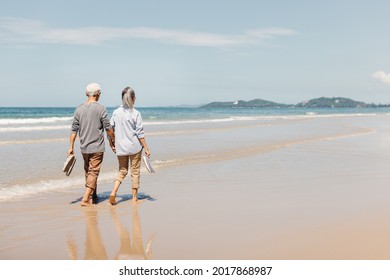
[1,114,390,259]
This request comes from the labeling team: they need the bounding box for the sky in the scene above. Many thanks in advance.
[1,0,390,107]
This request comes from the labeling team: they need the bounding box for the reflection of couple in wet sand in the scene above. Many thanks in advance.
[67,204,153,260]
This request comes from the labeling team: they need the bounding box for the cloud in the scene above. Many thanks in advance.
[245,28,296,38]
[0,17,296,47]
[372,71,390,85]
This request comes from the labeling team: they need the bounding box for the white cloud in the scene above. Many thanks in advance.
[0,17,296,47]
[245,28,296,39]
[372,71,390,85]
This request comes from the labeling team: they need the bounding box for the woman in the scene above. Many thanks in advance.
[109,86,150,205]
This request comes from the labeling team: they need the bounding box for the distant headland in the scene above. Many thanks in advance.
[200,97,390,108]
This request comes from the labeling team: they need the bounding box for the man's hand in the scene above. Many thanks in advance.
[68,133,77,156]
[107,128,116,153]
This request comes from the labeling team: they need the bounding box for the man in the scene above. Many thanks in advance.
[68,83,115,206]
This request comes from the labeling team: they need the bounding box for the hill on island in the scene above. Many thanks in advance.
[200,97,390,108]
[201,98,290,108]
[296,97,375,108]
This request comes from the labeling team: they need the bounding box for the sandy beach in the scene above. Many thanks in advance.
[1,113,390,259]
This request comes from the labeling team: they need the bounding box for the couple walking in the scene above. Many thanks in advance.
[67,83,150,207]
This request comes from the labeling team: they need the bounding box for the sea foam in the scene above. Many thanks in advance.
[0,116,73,125]
[0,171,117,202]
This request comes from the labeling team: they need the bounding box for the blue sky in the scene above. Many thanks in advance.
[1,0,390,107]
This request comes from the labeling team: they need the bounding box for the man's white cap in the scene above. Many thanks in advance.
[86,83,101,95]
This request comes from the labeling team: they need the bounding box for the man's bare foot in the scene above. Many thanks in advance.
[92,191,98,204]
[81,200,91,207]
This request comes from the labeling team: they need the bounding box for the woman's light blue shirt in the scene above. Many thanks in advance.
[110,106,144,156]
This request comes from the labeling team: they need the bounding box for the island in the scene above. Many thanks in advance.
[201,98,290,108]
[200,97,390,108]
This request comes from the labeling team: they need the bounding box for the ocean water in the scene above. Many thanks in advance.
[0,106,389,202]
[1,106,388,130]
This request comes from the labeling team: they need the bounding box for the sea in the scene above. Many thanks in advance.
[1,106,389,202]
[1,106,389,129]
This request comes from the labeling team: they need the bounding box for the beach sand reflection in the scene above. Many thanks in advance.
[67,204,153,260]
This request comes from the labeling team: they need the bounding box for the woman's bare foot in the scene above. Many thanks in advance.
[109,195,116,205]
[132,189,138,203]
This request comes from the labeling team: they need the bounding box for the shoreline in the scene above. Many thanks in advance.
[1,114,390,259]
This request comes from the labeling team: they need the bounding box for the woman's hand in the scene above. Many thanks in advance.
[144,147,150,158]
[139,138,150,157]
